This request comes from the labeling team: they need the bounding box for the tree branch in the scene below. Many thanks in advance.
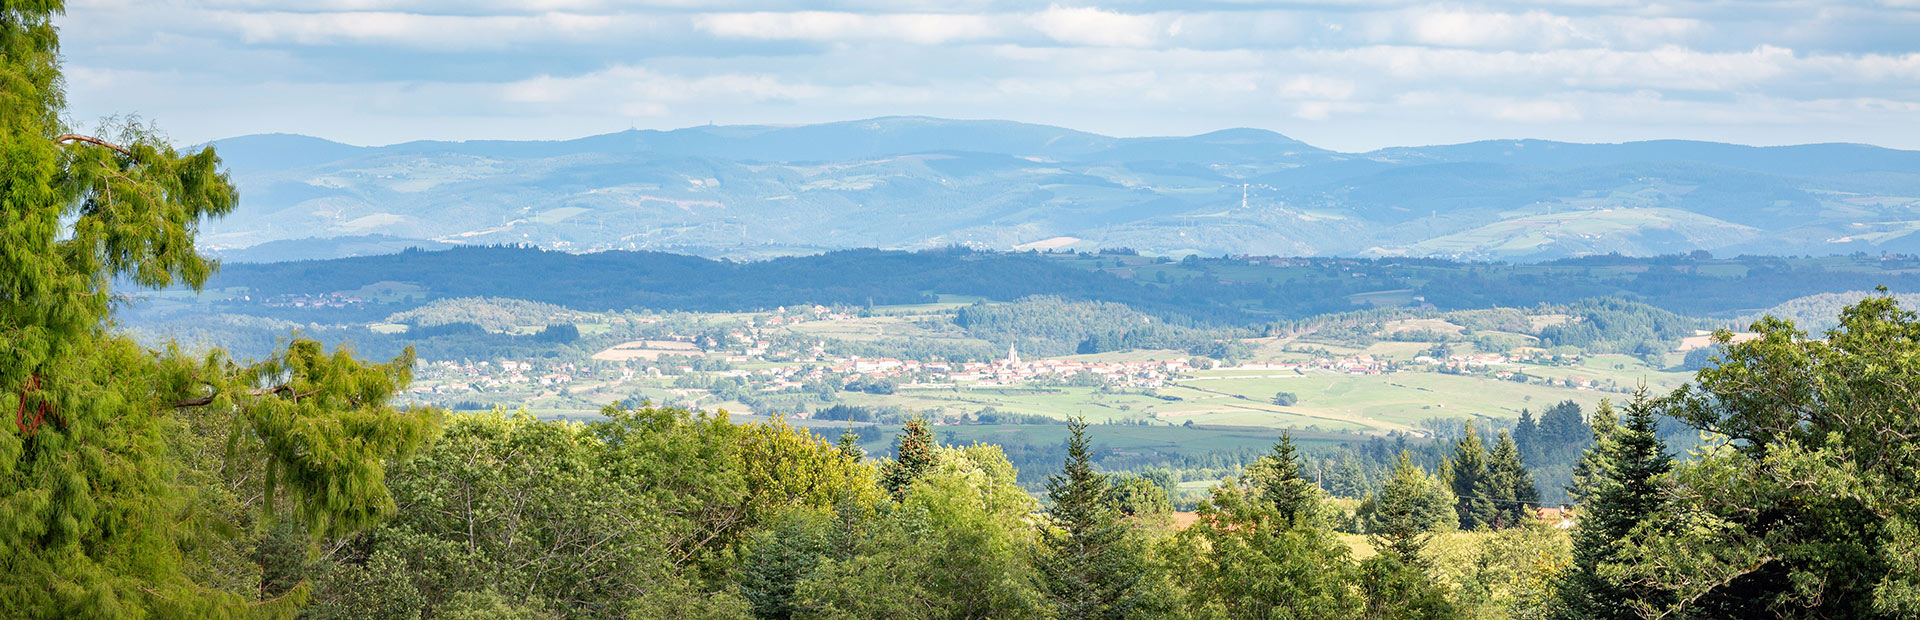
[172,384,319,408]
[54,133,134,157]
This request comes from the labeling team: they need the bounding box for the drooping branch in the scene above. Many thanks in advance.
[54,133,135,157]
[173,384,319,409]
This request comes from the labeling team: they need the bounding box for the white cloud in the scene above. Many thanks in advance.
[208,10,647,48]
[1279,75,1357,100]
[694,11,1004,44]
[47,1,1920,151]
[1026,6,1167,47]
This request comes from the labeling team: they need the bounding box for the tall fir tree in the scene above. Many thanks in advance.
[1371,452,1439,568]
[1537,400,1588,455]
[1449,426,1497,530]
[1565,399,1618,504]
[878,415,935,500]
[1036,418,1144,620]
[835,426,863,461]
[1487,430,1538,528]
[1553,392,1673,620]
[1255,432,1320,527]
[1513,409,1539,462]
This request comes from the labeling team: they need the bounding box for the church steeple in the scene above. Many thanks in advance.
[1006,342,1020,365]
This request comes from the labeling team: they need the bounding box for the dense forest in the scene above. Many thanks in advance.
[185,245,1920,328]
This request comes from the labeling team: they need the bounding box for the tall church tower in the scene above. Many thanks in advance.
[1006,342,1020,365]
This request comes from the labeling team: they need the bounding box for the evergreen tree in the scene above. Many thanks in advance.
[1254,432,1320,527]
[1513,409,1539,462]
[1449,426,1497,530]
[1329,454,1371,499]
[1487,430,1538,528]
[1036,418,1143,620]
[835,426,863,461]
[878,415,935,500]
[1371,452,1440,568]
[1564,399,1618,504]
[1359,553,1460,620]
[1536,400,1587,454]
[1553,392,1673,620]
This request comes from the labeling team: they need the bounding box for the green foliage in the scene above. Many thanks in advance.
[1487,431,1538,529]
[1169,478,1361,620]
[1449,427,1498,531]
[1367,452,1455,566]
[1250,432,1324,528]
[1552,392,1673,620]
[1359,553,1461,620]
[1614,295,1920,618]
[794,444,1044,620]
[879,415,936,500]
[1450,525,1571,620]
[1036,418,1158,620]
[0,6,435,615]
[739,508,835,620]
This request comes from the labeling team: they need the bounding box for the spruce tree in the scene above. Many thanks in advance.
[1256,432,1320,527]
[879,415,935,500]
[835,426,863,461]
[1553,392,1672,620]
[1488,430,1538,528]
[1513,409,1539,462]
[1371,452,1439,568]
[1037,417,1141,620]
[1565,399,1618,504]
[1449,426,1497,530]
[1537,400,1587,455]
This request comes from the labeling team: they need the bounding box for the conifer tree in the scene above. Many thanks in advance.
[1565,399,1618,504]
[1487,430,1538,528]
[1036,417,1142,620]
[1513,409,1539,462]
[1449,426,1497,530]
[835,426,863,461]
[1371,452,1440,568]
[1553,392,1672,620]
[1255,432,1320,527]
[879,415,935,500]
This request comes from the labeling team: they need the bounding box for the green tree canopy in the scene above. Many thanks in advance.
[2,3,437,615]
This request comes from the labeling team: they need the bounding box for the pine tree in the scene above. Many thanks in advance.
[1487,430,1538,528]
[879,415,936,500]
[835,426,863,461]
[1553,392,1672,620]
[1371,452,1439,568]
[1037,417,1142,620]
[1255,432,1320,527]
[1449,426,1497,530]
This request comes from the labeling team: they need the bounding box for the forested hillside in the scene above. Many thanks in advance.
[200,118,1920,262]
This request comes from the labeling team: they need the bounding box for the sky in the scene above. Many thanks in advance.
[57,0,1920,152]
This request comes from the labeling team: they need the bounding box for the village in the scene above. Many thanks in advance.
[401,327,1616,405]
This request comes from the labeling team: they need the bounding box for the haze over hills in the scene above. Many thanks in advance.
[201,116,1920,263]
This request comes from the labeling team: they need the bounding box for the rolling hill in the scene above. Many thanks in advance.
[196,117,1920,262]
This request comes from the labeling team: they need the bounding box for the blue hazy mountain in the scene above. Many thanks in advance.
[199,116,1920,262]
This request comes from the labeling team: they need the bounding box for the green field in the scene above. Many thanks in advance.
[822,356,1692,436]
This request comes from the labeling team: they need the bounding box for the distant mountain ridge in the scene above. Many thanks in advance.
[198,116,1920,263]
